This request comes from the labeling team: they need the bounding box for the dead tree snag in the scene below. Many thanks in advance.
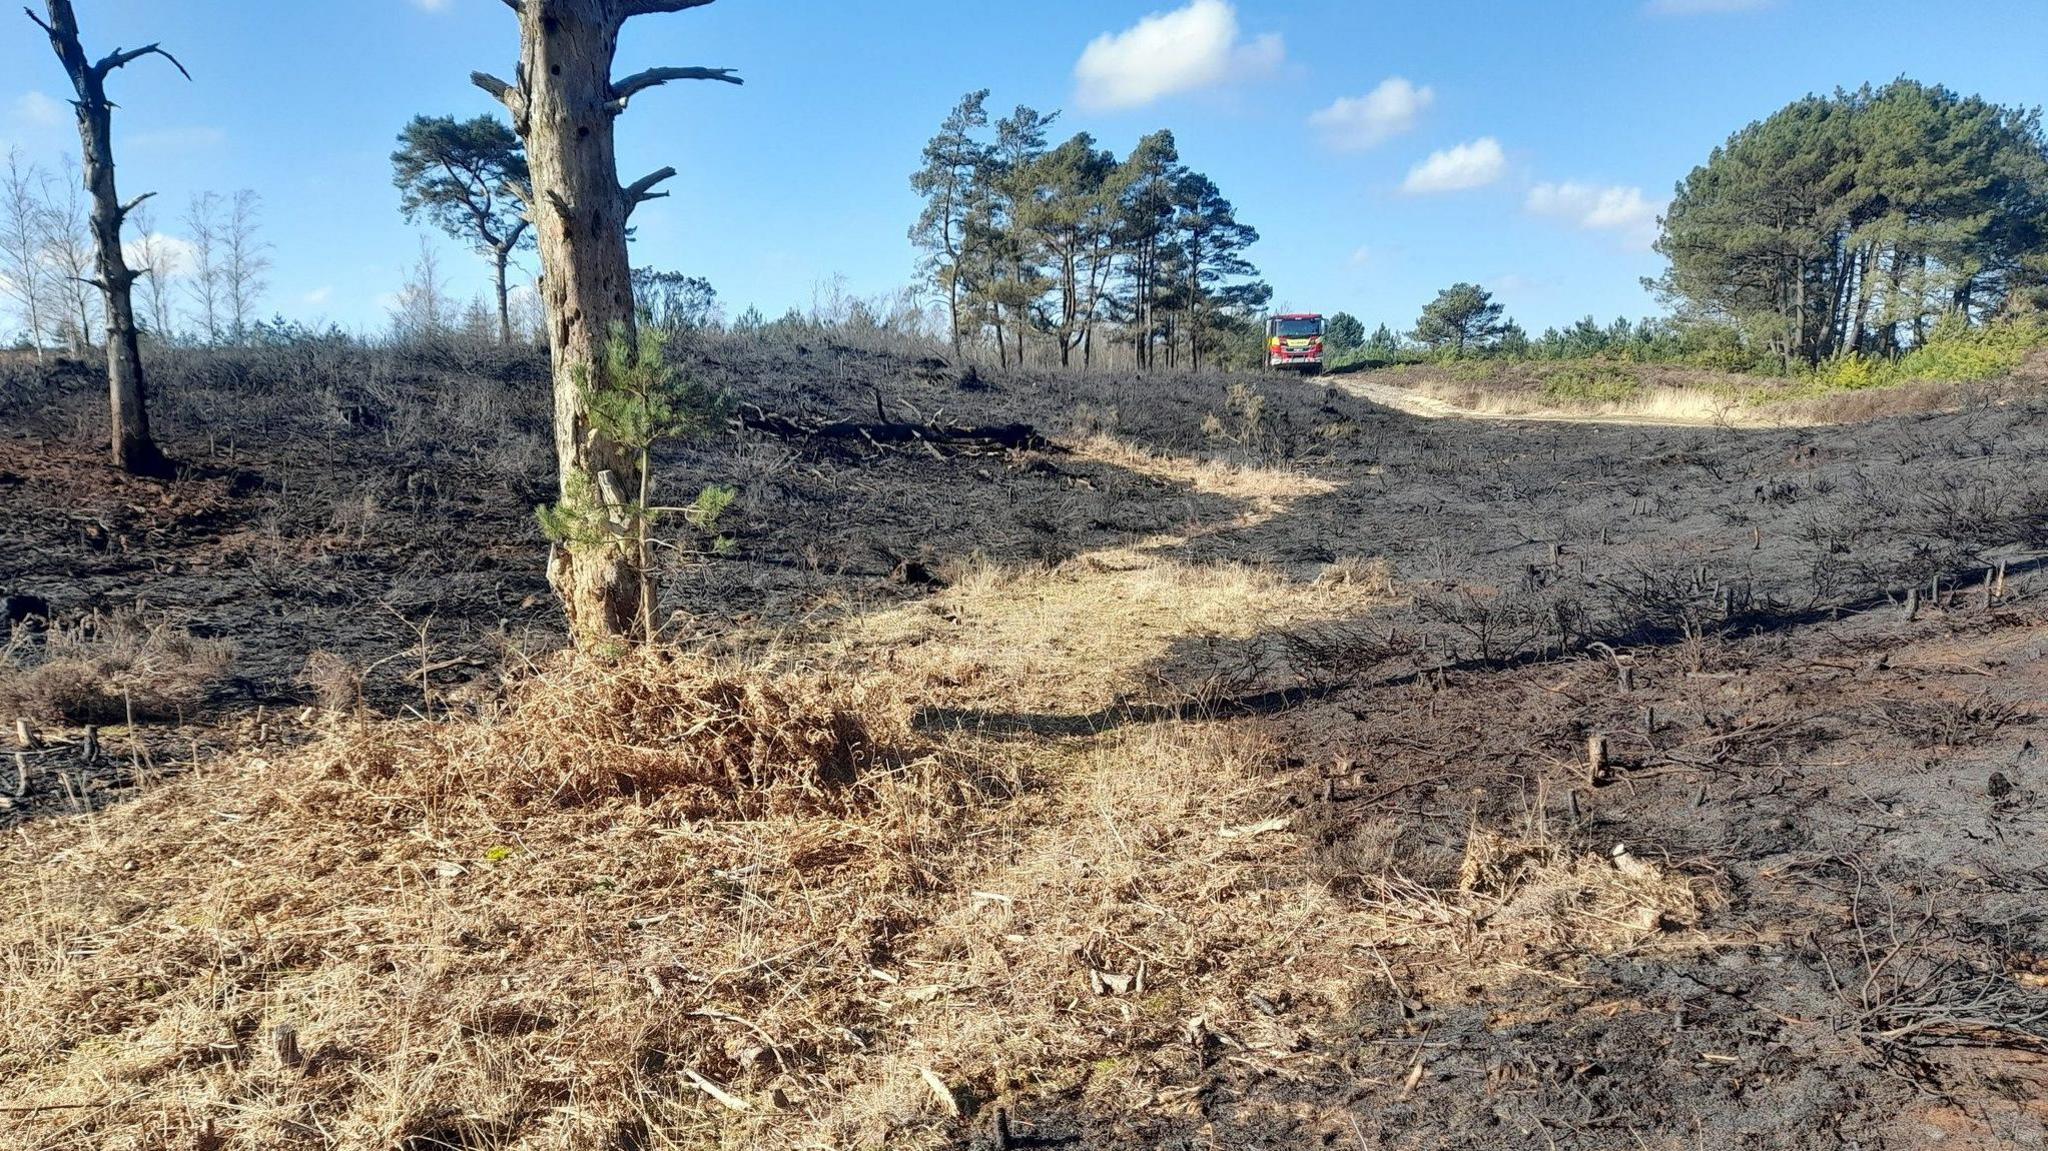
[27,0,189,476]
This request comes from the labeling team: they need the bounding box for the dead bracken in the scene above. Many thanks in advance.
[309,648,915,817]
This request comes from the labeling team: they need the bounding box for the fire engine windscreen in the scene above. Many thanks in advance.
[1274,318,1324,338]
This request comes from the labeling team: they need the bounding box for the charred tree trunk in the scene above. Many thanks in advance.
[28,1,187,477]
[476,0,739,644]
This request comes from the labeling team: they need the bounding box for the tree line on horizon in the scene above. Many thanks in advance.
[1,149,270,355]
[1309,80,2048,375]
[911,90,1271,372]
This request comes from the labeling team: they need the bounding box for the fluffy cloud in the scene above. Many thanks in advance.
[1310,78,1435,151]
[10,90,66,128]
[1401,138,1506,194]
[1526,182,1664,248]
[1074,0,1283,111]
[122,233,198,277]
[1645,0,1772,14]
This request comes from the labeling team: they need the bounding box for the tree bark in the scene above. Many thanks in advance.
[477,0,737,643]
[28,1,183,475]
[1848,242,1875,354]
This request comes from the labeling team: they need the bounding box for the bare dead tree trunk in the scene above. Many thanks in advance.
[475,0,739,644]
[492,245,514,346]
[487,187,530,346]
[28,0,188,477]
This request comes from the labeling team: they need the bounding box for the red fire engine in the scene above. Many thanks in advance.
[1266,313,1325,373]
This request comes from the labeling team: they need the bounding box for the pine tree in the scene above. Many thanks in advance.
[1111,131,1184,369]
[1365,323,1402,358]
[1413,283,1509,356]
[1654,80,2048,365]
[971,105,1056,367]
[1171,172,1265,371]
[392,115,532,345]
[1325,312,1365,353]
[1012,132,1118,366]
[910,91,991,354]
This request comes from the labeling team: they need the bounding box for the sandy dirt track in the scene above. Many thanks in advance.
[1327,372,1769,427]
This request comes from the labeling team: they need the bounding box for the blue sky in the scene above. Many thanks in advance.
[4,0,2047,338]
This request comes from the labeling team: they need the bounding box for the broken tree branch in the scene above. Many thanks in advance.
[619,0,718,18]
[471,70,512,101]
[93,42,189,81]
[623,167,676,213]
[469,70,529,132]
[607,66,742,114]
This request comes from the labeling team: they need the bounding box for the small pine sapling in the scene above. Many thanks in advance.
[536,325,730,642]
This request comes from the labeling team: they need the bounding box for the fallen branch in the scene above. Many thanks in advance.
[735,403,1050,456]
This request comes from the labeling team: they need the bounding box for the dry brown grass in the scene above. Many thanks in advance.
[1069,431,1333,526]
[838,551,1390,718]
[0,611,233,725]
[320,648,909,818]
[0,649,973,1151]
[830,435,1382,720]
[1313,555,1398,596]
[0,646,1709,1150]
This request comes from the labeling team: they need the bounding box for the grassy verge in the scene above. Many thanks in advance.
[1358,320,2046,423]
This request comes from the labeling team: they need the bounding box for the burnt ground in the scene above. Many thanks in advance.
[2,337,2047,1147]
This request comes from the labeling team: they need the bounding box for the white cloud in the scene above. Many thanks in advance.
[302,286,334,308]
[10,91,66,128]
[1645,0,1772,13]
[123,232,197,276]
[1348,245,1373,267]
[409,0,452,10]
[1310,78,1434,151]
[1074,0,1284,111]
[1401,138,1506,194]
[1526,182,1664,248]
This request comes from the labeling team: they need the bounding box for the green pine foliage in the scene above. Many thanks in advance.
[1324,312,1365,353]
[1413,283,1510,356]
[1654,80,2048,367]
[1540,364,1645,406]
[910,93,1270,370]
[537,325,732,561]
